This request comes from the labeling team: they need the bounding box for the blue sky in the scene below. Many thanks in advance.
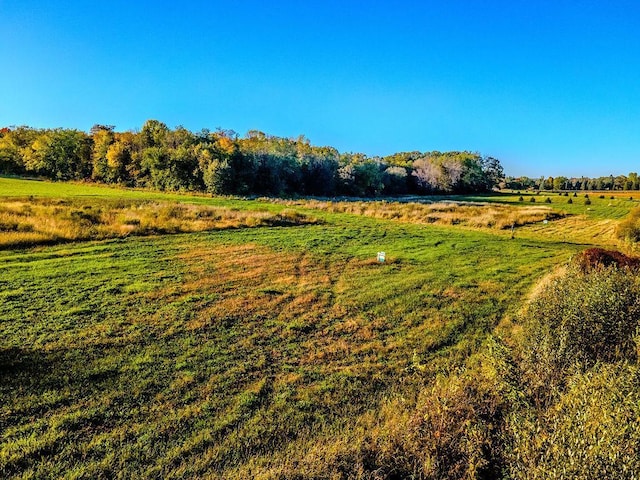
[1,1,639,177]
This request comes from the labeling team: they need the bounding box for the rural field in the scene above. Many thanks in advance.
[2,177,640,479]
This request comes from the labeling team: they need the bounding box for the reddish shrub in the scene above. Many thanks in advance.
[574,248,640,272]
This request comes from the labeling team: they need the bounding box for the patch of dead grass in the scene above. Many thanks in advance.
[0,198,319,249]
[273,198,564,230]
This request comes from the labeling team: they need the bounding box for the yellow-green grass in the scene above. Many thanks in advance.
[272,198,564,229]
[0,196,317,249]
[268,194,632,250]
[0,177,284,213]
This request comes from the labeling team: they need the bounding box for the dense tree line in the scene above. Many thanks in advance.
[505,173,640,191]
[0,121,503,196]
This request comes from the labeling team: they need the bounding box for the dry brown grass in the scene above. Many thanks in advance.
[0,198,318,249]
[274,199,564,230]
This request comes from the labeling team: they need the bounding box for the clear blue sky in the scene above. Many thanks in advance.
[1,1,639,177]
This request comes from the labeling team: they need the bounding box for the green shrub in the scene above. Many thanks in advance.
[529,197,536,203]
[519,263,640,406]
[567,197,573,204]
[544,197,551,203]
[616,207,640,242]
[585,198,591,205]
[507,363,640,479]
[405,338,519,479]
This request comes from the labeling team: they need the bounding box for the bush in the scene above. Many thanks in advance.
[544,197,551,203]
[529,197,536,203]
[567,197,573,204]
[585,198,591,205]
[616,207,640,242]
[518,196,524,202]
[574,248,640,272]
[519,262,640,406]
[507,363,640,479]
[404,339,518,480]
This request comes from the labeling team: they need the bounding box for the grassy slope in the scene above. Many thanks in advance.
[0,178,619,478]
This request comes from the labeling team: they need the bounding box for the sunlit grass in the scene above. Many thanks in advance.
[0,196,318,249]
[1,177,637,478]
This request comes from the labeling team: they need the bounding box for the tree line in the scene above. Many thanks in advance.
[505,173,640,191]
[0,121,503,196]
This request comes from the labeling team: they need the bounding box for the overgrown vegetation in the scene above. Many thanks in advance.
[274,198,563,229]
[0,197,318,249]
[616,206,640,243]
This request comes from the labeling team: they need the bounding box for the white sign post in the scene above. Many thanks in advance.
[377,251,386,263]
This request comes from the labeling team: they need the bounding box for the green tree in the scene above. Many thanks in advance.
[382,166,408,194]
[23,129,91,180]
[481,156,504,190]
[0,127,35,173]
[90,125,115,182]
[553,176,568,191]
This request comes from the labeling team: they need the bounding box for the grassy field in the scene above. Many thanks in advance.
[0,178,637,478]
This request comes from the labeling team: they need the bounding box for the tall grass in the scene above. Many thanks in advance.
[616,206,640,243]
[0,197,318,248]
[274,198,563,230]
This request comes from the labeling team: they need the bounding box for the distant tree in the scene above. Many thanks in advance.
[90,125,115,182]
[553,176,568,191]
[106,132,136,184]
[614,175,627,191]
[140,119,169,148]
[353,161,384,196]
[337,164,357,195]
[301,155,338,196]
[481,156,504,189]
[382,166,409,194]
[0,127,37,174]
[412,156,442,192]
[203,157,234,194]
[23,129,91,180]
[140,146,171,189]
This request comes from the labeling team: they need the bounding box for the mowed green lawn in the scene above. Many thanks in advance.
[0,178,598,478]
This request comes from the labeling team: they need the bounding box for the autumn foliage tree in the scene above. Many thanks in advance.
[0,121,505,196]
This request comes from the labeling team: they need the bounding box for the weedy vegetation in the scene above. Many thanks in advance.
[0,197,318,249]
[2,177,640,478]
[271,198,564,230]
